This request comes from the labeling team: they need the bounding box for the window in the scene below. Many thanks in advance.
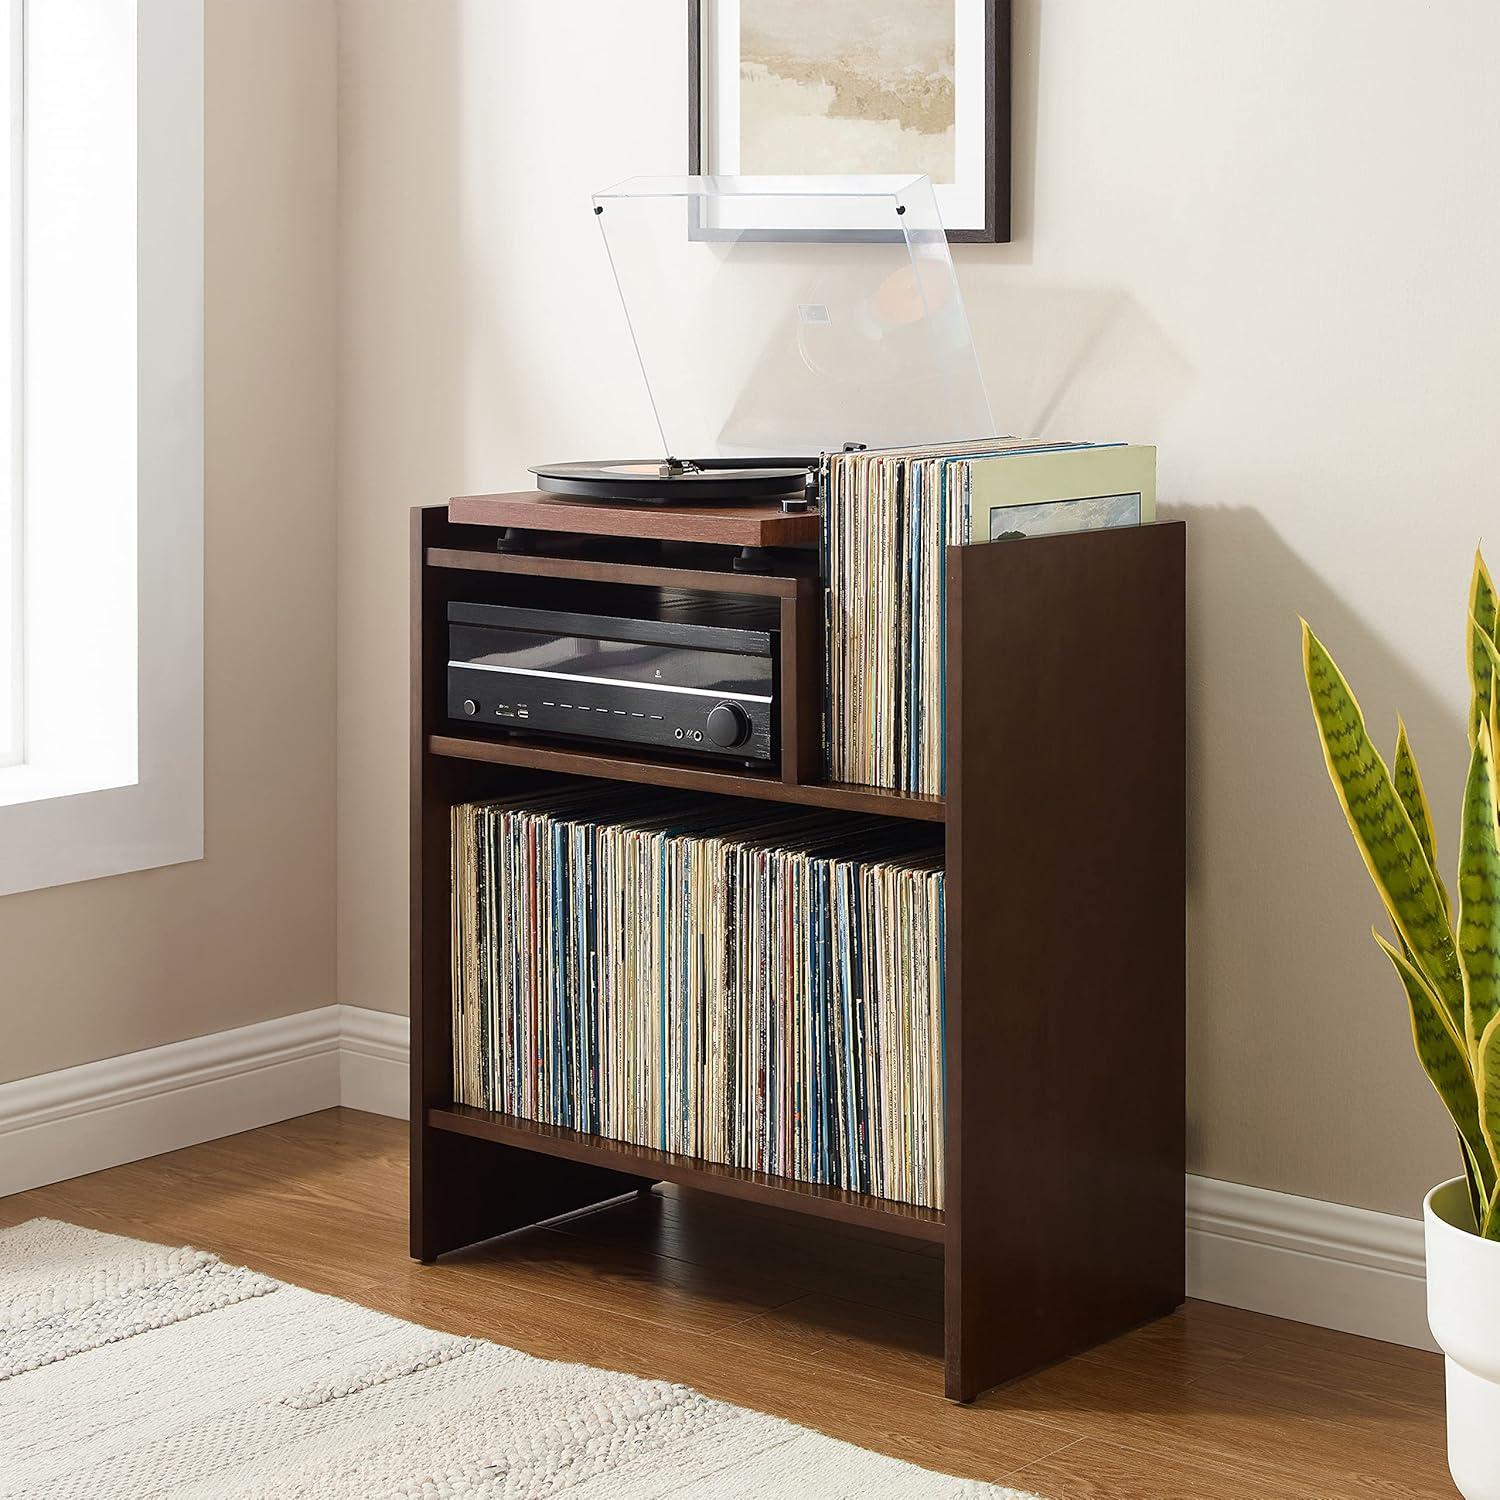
[0,0,202,894]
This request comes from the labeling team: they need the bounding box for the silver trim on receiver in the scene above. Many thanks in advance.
[447,660,773,704]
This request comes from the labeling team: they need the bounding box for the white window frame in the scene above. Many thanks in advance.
[0,0,202,896]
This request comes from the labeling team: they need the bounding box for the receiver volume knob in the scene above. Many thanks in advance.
[706,701,751,748]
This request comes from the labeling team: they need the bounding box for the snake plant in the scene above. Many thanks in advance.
[1303,548,1500,1239]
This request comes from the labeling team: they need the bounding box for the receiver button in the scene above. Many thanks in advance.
[462,699,478,717]
[706,702,751,749]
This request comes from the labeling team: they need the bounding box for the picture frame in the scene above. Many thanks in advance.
[687,0,1011,244]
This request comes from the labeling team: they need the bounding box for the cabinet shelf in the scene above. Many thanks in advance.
[428,732,947,823]
[429,1105,946,1243]
[426,543,815,598]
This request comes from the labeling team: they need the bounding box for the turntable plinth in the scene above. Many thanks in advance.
[448,489,820,549]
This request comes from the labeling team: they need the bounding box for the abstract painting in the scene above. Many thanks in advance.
[690,0,1009,241]
[738,0,955,184]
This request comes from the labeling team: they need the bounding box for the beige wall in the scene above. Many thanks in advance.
[0,0,339,1083]
[336,0,1500,1219]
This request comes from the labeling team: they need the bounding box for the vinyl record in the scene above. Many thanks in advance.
[530,457,816,505]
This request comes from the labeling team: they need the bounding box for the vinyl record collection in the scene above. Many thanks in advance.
[822,439,1154,794]
[451,785,946,1209]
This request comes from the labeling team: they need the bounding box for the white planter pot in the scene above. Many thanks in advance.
[1425,1177,1500,1499]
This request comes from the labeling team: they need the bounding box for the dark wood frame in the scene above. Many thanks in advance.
[411,496,1184,1401]
[687,0,1011,244]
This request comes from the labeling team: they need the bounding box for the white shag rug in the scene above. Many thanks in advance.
[0,1219,1039,1499]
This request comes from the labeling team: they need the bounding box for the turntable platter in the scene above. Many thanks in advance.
[530,457,816,506]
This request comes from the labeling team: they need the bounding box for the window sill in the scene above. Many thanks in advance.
[0,759,135,810]
[0,760,200,894]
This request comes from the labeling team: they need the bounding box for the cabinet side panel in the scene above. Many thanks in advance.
[944,521,1186,1399]
[410,505,450,1257]
[410,507,645,1261]
[779,581,823,784]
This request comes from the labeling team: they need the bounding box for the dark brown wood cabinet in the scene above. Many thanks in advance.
[410,492,1186,1402]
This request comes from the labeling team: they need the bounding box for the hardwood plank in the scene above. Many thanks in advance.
[1070,1307,1256,1384]
[982,1352,1454,1499]
[721,1292,945,1394]
[1188,1358,1447,1452]
[16,1163,411,1296]
[1186,1297,1443,1372]
[1234,1329,1445,1414]
[1007,1437,1302,1500]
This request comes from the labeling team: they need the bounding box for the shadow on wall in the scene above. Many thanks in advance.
[960,276,1192,439]
[955,0,1186,437]
[1002,0,1039,260]
[1176,502,1463,1205]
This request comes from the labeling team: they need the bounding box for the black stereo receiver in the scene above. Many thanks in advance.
[446,593,777,763]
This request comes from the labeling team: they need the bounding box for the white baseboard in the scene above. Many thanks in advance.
[0,1004,408,1198]
[1,1006,1433,1351]
[1187,1174,1432,1350]
[337,1004,410,1120]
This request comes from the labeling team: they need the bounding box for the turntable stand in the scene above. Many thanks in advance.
[411,499,1186,1403]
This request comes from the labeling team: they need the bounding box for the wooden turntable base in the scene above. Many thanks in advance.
[448,489,820,549]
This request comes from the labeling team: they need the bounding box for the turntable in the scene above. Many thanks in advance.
[526,175,995,509]
[530,456,818,508]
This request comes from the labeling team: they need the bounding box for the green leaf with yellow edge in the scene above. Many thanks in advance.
[1304,623,1466,1030]
[1483,1192,1500,1240]
[1476,619,1500,676]
[1472,619,1500,750]
[1469,550,1497,746]
[1458,719,1500,1061]
[1393,719,1449,921]
[1458,1130,1487,1231]
[1481,1010,1500,1240]
[1375,933,1495,1199]
[1478,1009,1500,1184]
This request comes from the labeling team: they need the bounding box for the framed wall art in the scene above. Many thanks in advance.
[688,0,1011,243]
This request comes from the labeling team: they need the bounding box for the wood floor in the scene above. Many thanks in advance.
[0,1109,1454,1498]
